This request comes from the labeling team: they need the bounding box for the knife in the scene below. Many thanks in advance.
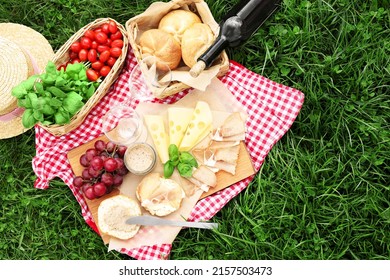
[125,215,218,230]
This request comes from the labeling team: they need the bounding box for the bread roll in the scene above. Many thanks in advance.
[158,9,202,42]
[136,173,185,216]
[181,23,214,68]
[98,195,142,240]
[139,29,182,70]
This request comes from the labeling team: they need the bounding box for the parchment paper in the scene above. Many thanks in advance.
[108,78,247,251]
[128,0,223,92]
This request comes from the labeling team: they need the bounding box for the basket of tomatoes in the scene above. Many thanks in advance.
[40,18,128,136]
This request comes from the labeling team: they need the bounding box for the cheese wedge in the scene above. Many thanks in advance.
[179,101,213,151]
[144,115,169,164]
[167,107,194,147]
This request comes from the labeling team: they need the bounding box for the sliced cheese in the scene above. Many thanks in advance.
[167,107,194,147]
[179,101,213,151]
[144,115,169,164]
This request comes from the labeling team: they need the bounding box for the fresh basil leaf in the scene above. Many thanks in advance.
[179,152,198,167]
[78,69,87,81]
[177,162,193,178]
[41,73,56,86]
[54,109,70,124]
[163,160,175,178]
[55,76,67,88]
[20,75,39,91]
[11,84,27,99]
[63,92,83,115]
[33,110,44,122]
[45,61,57,75]
[168,144,179,165]
[49,98,62,107]
[27,92,39,109]
[17,98,32,109]
[85,84,95,99]
[42,104,55,115]
[22,109,36,128]
[65,63,82,77]
[34,82,45,95]
[47,86,66,98]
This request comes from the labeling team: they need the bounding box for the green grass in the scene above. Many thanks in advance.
[0,0,389,260]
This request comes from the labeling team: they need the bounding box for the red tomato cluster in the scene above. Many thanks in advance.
[64,20,124,81]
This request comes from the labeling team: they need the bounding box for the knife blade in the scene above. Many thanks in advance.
[125,215,218,229]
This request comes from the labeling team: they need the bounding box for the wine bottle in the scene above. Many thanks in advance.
[190,0,281,77]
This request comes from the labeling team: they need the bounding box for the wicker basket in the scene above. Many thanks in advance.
[126,0,229,99]
[38,18,129,136]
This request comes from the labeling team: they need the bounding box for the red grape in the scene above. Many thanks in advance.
[112,174,123,187]
[101,172,114,186]
[93,182,107,197]
[104,158,118,172]
[106,141,116,153]
[85,148,98,161]
[73,176,84,188]
[80,154,90,167]
[82,168,92,180]
[82,183,95,200]
[117,146,127,158]
[116,166,128,176]
[115,158,124,169]
[94,140,106,152]
[88,165,100,178]
[90,156,104,171]
[83,186,96,200]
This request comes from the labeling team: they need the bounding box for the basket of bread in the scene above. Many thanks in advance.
[126,0,230,99]
[11,18,128,136]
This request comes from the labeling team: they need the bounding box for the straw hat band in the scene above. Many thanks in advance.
[0,107,25,122]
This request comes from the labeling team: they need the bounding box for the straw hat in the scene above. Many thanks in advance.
[0,23,54,139]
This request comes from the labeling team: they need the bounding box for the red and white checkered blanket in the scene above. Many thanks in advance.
[32,50,304,260]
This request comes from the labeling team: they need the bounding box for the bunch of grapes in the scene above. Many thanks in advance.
[72,140,128,200]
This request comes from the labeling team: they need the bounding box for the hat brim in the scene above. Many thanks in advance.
[0,23,54,139]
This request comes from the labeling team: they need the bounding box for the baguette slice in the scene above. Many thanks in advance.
[98,195,142,240]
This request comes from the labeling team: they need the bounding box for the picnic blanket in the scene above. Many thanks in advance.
[32,50,304,260]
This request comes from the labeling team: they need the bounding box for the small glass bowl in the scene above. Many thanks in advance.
[101,104,147,146]
[124,142,157,176]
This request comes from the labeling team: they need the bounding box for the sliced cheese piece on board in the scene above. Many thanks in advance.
[179,101,213,151]
[144,115,169,164]
[167,107,194,147]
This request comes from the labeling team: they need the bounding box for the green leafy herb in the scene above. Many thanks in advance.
[163,144,198,178]
[11,61,101,128]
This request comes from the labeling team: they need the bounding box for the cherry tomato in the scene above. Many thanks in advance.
[100,65,111,77]
[58,63,67,71]
[88,49,98,63]
[94,28,102,33]
[86,69,99,81]
[106,56,117,67]
[104,38,112,47]
[84,30,95,40]
[101,23,110,34]
[91,40,99,49]
[110,31,122,40]
[80,37,92,49]
[111,39,124,49]
[97,45,110,53]
[70,42,81,53]
[78,49,88,61]
[108,21,118,34]
[99,50,110,63]
[70,58,81,64]
[110,47,122,58]
[95,32,108,44]
[92,61,104,71]
[69,51,78,60]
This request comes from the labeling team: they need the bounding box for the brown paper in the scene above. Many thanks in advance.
[107,78,248,252]
[127,0,227,94]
